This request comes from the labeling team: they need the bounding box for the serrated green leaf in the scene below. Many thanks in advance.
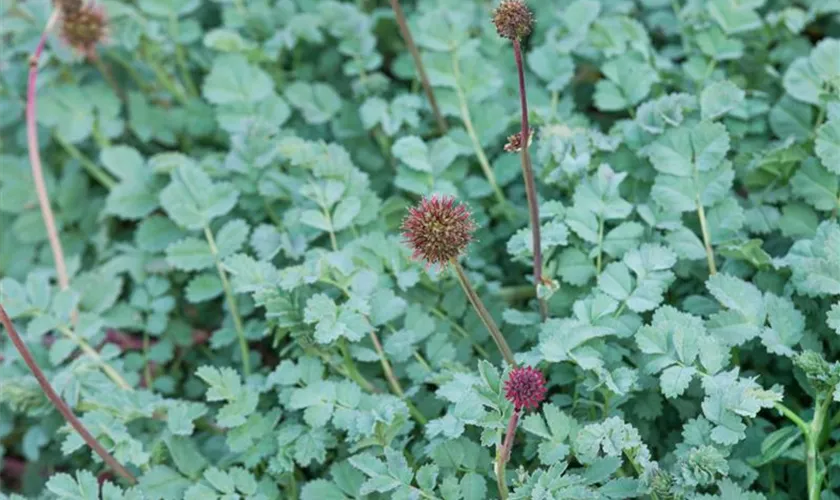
[166,238,214,271]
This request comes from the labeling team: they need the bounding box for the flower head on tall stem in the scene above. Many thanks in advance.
[493,0,547,321]
[504,366,547,410]
[401,195,476,269]
[496,366,546,498]
[401,196,517,367]
[59,1,108,58]
[492,0,534,41]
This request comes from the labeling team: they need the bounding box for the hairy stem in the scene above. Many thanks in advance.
[807,396,832,500]
[1,305,137,484]
[451,49,508,209]
[695,196,717,275]
[27,14,69,293]
[204,226,251,376]
[512,40,547,321]
[495,410,520,500]
[451,260,517,366]
[389,0,447,134]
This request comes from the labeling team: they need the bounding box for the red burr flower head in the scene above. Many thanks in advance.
[504,366,547,410]
[60,2,108,58]
[401,195,476,268]
[492,0,534,41]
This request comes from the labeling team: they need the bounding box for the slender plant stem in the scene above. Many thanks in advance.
[495,410,520,500]
[596,214,605,274]
[807,396,832,500]
[27,14,70,294]
[204,226,251,376]
[322,279,427,424]
[142,332,153,388]
[54,135,117,189]
[0,305,137,484]
[451,260,517,366]
[451,50,508,209]
[774,402,810,435]
[57,325,132,390]
[369,330,428,424]
[389,0,447,134]
[695,196,717,275]
[512,40,547,321]
[500,409,520,464]
[495,460,508,500]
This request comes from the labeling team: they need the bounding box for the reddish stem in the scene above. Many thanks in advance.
[0,304,137,485]
[512,39,547,321]
[500,409,521,464]
[28,18,70,293]
[389,0,448,134]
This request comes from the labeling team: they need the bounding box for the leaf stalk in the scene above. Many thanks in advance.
[389,0,447,134]
[204,225,251,376]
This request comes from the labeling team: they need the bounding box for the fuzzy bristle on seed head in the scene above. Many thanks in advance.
[492,0,534,41]
[401,195,476,268]
[60,2,108,58]
[504,366,547,410]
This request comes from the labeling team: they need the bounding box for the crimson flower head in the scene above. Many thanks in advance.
[504,366,547,410]
[492,0,534,41]
[401,195,476,268]
[60,2,108,58]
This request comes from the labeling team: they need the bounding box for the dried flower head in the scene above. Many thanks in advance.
[60,2,108,58]
[401,195,476,268]
[504,366,546,410]
[503,130,534,153]
[492,0,534,41]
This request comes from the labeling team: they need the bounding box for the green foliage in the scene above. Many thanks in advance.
[1,0,839,499]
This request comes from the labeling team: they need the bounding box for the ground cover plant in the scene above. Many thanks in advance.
[0,0,839,498]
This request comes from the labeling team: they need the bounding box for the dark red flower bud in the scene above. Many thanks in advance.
[492,0,534,41]
[401,195,476,268]
[504,366,546,410]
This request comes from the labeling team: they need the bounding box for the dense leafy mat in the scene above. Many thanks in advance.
[1,0,839,499]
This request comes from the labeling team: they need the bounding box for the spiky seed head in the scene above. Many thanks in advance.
[492,0,533,41]
[504,366,546,410]
[401,195,476,268]
[503,130,534,153]
[60,2,108,58]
